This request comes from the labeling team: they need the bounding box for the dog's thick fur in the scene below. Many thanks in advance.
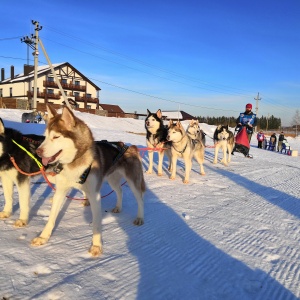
[145,109,170,175]
[213,125,235,166]
[0,119,45,227]
[31,104,145,256]
[186,119,206,146]
[167,120,205,183]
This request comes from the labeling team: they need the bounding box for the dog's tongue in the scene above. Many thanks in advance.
[42,157,53,166]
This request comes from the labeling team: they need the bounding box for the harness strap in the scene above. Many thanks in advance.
[97,140,129,165]
[77,165,92,184]
[172,142,188,154]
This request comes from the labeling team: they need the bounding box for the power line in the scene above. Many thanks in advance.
[42,26,255,97]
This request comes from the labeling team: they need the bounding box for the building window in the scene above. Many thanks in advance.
[47,89,54,94]
[0,89,2,97]
[61,78,67,84]
[74,92,80,98]
[87,105,91,109]
[75,80,80,86]
[86,93,91,98]
[47,77,54,82]
[64,91,68,95]
[10,88,12,97]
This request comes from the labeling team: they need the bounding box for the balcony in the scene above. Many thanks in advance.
[43,80,86,92]
[74,96,99,104]
[28,91,61,99]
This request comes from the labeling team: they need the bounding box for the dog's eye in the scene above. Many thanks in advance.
[53,135,60,139]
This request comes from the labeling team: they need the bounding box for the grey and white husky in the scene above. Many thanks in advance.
[31,104,145,257]
[167,120,205,184]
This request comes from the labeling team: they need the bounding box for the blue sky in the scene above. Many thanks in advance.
[1,0,299,126]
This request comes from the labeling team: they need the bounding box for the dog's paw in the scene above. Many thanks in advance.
[0,211,11,219]
[31,237,48,246]
[170,176,176,180]
[201,172,206,176]
[112,207,121,213]
[82,199,90,207]
[183,179,189,184]
[133,218,144,226]
[157,172,163,176]
[14,219,27,227]
[89,245,103,257]
[213,160,217,164]
[145,170,152,174]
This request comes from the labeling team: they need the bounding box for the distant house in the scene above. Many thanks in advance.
[0,62,101,110]
[161,111,196,121]
[99,104,125,118]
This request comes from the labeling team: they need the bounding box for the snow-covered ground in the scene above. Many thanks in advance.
[0,108,300,300]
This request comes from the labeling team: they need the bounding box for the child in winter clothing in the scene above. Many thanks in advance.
[257,130,265,149]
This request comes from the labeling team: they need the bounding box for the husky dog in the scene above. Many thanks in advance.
[213,125,235,166]
[0,119,45,227]
[186,119,206,146]
[31,104,145,257]
[167,120,205,184]
[145,109,170,176]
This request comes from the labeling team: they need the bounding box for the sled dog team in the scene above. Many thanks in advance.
[145,109,235,182]
[0,105,233,256]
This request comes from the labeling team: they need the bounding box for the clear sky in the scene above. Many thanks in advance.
[0,0,299,126]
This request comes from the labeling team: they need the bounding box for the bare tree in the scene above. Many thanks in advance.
[291,109,300,136]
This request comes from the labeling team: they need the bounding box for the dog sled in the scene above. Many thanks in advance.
[232,126,253,158]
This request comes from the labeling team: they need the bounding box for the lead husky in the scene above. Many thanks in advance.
[213,125,235,166]
[145,109,170,175]
[0,119,45,227]
[31,104,145,257]
[167,120,205,184]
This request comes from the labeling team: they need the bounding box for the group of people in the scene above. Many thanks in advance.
[256,130,285,151]
[235,103,285,154]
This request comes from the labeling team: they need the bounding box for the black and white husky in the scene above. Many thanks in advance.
[0,119,45,227]
[213,125,235,166]
[145,109,170,176]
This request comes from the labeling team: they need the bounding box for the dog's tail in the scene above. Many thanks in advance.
[126,145,146,193]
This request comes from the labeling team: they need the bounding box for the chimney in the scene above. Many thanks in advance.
[24,64,34,76]
[11,65,14,80]
[1,68,4,82]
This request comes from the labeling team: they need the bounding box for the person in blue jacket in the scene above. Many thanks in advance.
[236,103,257,142]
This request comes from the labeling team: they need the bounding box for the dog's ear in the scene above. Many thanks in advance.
[168,119,173,127]
[0,118,4,134]
[217,125,221,130]
[177,121,184,130]
[46,104,57,120]
[225,125,229,130]
[156,109,162,119]
[147,109,151,115]
[61,106,76,129]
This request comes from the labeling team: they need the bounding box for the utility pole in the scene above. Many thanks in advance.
[254,92,261,132]
[21,20,72,110]
[31,20,42,110]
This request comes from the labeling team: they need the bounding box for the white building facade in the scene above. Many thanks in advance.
[0,62,101,110]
